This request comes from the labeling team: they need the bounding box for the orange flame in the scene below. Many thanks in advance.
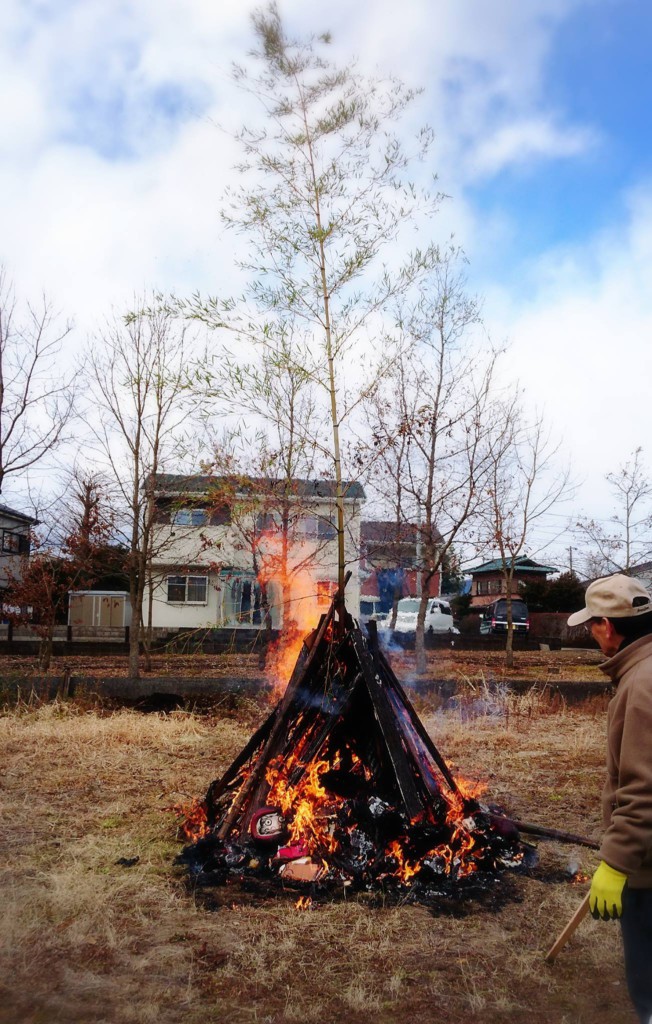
[386,839,420,883]
[424,768,490,879]
[264,620,310,696]
[442,766,488,826]
[265,749,369,863]
[295,896,313,910]
[571,871,590,885]
[175,798,210,841]
[255,528,331,694]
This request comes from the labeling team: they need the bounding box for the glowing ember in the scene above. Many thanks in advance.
[571,871,591,884]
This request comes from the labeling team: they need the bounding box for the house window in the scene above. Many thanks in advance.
[1,531,21,553]
[255,511,278,533]
[317,580,337,605]
[171,509,207,527]
[167,575,208,603]
[295,515,337,541]
[318,517,337,540]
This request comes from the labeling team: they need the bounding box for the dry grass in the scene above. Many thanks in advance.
[386,645,606,684]
[0,690,636,1024]
[0,645,606,684]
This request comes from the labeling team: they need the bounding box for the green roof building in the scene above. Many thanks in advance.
[467,555,557,606]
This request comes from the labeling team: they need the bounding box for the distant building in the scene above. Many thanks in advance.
[0,504,37,597]
[628,561,652,592]
[68,591,132,629]
[360,521,442,614]
[466,555,557,607]
[146,474,365,631]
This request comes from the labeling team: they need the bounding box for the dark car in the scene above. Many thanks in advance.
[479,598,529,635]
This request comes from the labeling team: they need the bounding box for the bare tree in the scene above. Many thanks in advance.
[0,268,76,495]
[85,308,191,678]
[199,321,332,630]
[6,472,115,671]
[482,402,571,667]
[575,447,652,577]
[366,256,501,672]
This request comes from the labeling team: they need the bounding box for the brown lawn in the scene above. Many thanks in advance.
[0,644,606,683]
[0,664,635,1024]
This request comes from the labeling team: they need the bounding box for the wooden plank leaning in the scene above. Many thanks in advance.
[216,575,351,839]
[349,626,425,821]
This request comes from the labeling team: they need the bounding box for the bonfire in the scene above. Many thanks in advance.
[176,592,536,905]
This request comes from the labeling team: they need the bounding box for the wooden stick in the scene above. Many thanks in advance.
[508,819,599,850]
[544,893,590,963]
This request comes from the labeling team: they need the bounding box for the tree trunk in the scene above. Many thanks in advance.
[259,581,273,669]
[389,581,402,630]
[505,579,514,669]
[129,618,140,679]
[39,631,53,673]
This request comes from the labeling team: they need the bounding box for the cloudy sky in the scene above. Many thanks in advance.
[2,0,651,568]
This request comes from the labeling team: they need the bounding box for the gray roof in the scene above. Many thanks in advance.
[150,474,365,501]
[0,503,39,525]
[361,520,444,545]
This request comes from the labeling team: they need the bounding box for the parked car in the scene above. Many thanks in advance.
[479,598,529,635]
[385,597,459,635]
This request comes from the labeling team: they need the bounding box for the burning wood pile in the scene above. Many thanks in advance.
[177,596,535,905]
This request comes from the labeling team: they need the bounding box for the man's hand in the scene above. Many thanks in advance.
[589,861,627,920]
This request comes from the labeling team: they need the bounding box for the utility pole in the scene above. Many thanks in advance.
[569,546,574,574]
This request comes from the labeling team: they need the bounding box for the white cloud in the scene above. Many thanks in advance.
[466,117,597,178]
[0,0,632,532]
[485,181,652,524]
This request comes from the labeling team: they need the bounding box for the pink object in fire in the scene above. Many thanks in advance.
[275,841,309,861]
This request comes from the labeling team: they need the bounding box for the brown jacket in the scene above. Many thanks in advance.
[599,633,652,887]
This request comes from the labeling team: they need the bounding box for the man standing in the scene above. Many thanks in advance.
[568,574,652,1024]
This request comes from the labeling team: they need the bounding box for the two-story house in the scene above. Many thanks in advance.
[467,555,556,607]
[145,475,365,632]
[0,503,37,599]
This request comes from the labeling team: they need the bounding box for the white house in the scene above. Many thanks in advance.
[144,474,365,632]
[0,503,37,596]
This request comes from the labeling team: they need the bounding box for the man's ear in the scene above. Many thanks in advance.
[605,618,625,643]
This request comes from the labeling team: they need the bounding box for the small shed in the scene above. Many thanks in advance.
[68,591,132,628]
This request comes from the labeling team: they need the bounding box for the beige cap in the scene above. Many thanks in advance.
[567,574,652,626]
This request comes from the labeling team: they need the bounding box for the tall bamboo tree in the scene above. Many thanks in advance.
[175,4,443,626]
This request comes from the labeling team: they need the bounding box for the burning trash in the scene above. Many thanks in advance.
[176,599,536,906]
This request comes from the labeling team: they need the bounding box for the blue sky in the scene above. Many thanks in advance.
[1,0,651,567]
[468,1,652,271]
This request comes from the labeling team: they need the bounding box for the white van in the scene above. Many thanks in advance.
[391,597,458,635]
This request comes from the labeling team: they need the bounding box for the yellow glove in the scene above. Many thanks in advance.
[589,861,627,920]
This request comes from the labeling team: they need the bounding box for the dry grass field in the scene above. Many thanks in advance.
[0,661,634,1024]
[0,644,606,684]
